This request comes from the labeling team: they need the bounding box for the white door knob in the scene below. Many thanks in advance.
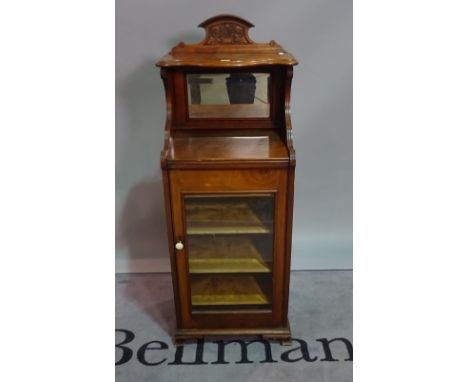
[175,241,184,251]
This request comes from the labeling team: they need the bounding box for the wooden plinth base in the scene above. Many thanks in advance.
[173,322,292,346]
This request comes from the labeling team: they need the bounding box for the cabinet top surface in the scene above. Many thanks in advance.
[168,129,289,164]
[156,14,297,68]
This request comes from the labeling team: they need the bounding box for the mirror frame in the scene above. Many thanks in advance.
[170,66,284,130]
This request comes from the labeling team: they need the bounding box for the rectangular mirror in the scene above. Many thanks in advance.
[187,73,270,119]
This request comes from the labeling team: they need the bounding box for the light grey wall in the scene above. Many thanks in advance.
[116,0,352,273]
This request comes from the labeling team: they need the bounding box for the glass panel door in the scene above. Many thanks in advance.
[184,194,274,313]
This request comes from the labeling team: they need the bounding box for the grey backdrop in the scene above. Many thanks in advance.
[116,0,352,273]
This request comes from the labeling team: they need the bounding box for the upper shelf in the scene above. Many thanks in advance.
[156,14,298,68]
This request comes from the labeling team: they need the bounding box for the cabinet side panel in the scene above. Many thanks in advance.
[282,166,295,325]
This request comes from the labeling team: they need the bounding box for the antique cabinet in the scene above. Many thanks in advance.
[156,15,297,344]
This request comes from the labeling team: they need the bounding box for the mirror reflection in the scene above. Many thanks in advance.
[187,73,270,118]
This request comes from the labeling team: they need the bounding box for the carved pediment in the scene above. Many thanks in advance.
[156,14,298,67]
[199,15,254,45]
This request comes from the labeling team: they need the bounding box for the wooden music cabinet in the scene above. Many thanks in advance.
[156,15,298,344]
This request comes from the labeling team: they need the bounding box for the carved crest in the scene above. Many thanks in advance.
[199,15,254,45]
[157,14,298,67]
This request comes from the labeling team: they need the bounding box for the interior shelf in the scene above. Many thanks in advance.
[188,236,271,273]
[186,201,272,235]
[190,275,271,306]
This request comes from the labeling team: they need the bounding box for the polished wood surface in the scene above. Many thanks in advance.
[156,15,297,68]
[170,66,283,131]
[189,103,270,119]
[169,169,288,330]
[158,14,296,343]
[169,129,289,167]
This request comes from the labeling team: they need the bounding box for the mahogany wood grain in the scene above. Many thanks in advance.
[169,169,288,329]
[156,15,297,68]
[169,129,289,164]
[189,103,270,119]
[157,15,297,343]
[170,66,284,130]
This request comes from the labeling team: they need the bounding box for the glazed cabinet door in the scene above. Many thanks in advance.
[169,169,288,329]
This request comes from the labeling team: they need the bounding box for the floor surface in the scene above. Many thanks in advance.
[116,271,352,382]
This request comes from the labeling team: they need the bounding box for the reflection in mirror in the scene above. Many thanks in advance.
[187,73,270,118]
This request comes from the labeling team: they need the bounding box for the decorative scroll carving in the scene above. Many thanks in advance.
[199,15,254,45]
[156,15,298,67]
[284,67,296,165]
[205,23,251,45]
